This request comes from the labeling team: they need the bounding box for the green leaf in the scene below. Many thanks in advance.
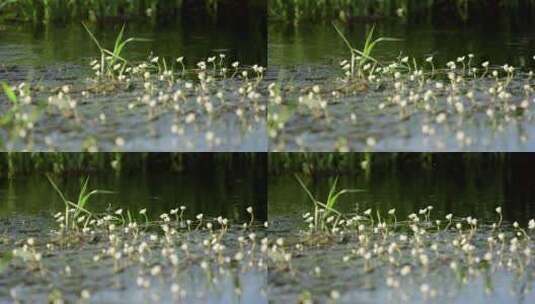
[1,82,17,104]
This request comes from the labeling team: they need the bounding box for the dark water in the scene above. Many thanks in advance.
[269,21,535,69]
[269,161,535,225]
[0,17,265,83]
[0,169,267,222]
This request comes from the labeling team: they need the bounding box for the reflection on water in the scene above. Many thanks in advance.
[0,16,265,82]
[269,158,535,225]
[269,21,535,68]
[0,169,267,222]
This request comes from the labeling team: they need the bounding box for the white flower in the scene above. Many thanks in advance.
[139,208,146,215]
[115,209,123,215]
[496,207,502,214]
[246,206,253,214]
[529,219,535,230]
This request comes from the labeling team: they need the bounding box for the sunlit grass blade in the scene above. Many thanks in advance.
[1,82,18,104]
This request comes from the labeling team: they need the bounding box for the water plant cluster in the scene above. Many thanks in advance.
[1,179,269,303]
[269,0,535,23]
[268,27,535,151]
[0,26,267,152]
[266,178,535,302]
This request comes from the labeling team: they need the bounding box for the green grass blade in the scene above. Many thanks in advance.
[295,174,318,206]
[47,174,68,204]
[332,22,354,52]
[1,82,18,104]
[82,22,103,52]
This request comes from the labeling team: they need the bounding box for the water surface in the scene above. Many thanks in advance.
[268,21,535,152]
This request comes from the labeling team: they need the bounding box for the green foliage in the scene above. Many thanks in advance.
[0,0,222,23]
[269,153,509,175]
[1,82,18,105]
[269,0,535,23]
[0,153,262,177]
[333,22,399,78]
[82,23,149,79]
[47,175,113,231]
[296,174,364,231]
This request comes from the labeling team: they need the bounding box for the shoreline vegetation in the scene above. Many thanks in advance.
[268,153,512,175]
[0,0,265,24]
[269,0,535,24]
[0,153,264,177]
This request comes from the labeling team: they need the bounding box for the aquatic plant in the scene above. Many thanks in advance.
[296,174,363,232]
[47,175,113,231]
[83,23,149,79]
[6,204,268,302]
[269,49,535,151]
[0,50,266,151]
[333,23,399,79]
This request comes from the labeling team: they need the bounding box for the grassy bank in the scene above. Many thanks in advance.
[269,0,535,24]
[0,0,265,24]
[0,153,264,177]
[268,153,510,175]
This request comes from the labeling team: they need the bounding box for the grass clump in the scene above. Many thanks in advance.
[82,23,149,79]
[47,175,113,232]
[333,23,399,79]
[296,174,364,232]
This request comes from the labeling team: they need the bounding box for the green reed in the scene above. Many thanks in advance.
[0,153,262,177]
[269,153,509,175]
[269,0,535,23]
[0,0,222,23]
[47,175,113,231]
[296,174,363,232]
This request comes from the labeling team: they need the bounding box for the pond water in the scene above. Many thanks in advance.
[2,18,266,79]
[0,168,267,221]
[267,161,535,303]
[0,167,267,303]
[269,161,535,225]
[268,21,535,152]
[0,17,267,152]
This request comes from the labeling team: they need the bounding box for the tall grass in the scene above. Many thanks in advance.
[296,174,363,231]
[333,22,399,79]
[269,153,509,175]
[269,0,535,23]
[0,153,263,177]
[83,23,149,78]
[0,0,266,24]
[47,175,113,231]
